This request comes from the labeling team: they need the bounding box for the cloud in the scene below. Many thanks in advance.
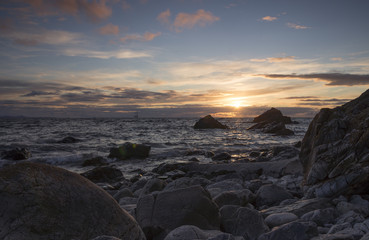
[157,9,171,25]
[250,56,295,63]
[98,23,119,35]
[261,73,369,86]
[287,22,311,29]
[261,16,277,21]
[157,9,219,32]
[22,90,58,97]
[120,32,161,43]
[121,0,130,10]
[61,48,152,59]
[19,0,112,22]
[330,57,343,61]
[8,29,84,46]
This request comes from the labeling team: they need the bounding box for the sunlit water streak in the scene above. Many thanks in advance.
[0,118,311,177]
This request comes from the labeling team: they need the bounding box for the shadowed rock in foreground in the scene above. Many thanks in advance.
[194,115,229,129]
[300,88,369,198]
[0,162,145,240]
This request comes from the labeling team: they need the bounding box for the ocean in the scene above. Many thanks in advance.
[0,117,311,178]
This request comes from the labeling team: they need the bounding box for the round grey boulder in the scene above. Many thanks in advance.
[0,162,145,240]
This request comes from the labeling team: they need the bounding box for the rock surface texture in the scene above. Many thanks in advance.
[193,115,229,129]
[252,107,292,124]
[108,142,151,160]
[300,89,369,198]
[0,162,146,240]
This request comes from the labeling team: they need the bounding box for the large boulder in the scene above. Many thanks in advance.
[255,184,294,208]
[0,162,145,240]
[136,185,220,240]
[194,115,229,129]
[252,108,292,124]
[258,221,318,240]
[81,166,124,183]
[300,89,369,198]
[163,225,241,240]
[108,142,151,160]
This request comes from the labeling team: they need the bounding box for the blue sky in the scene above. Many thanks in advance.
[1,0,369,117]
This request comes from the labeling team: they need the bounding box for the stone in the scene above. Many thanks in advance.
[206,180,244,198]
[0,162,145,240]
[300,89,369,198]
[1,147,31,160]
[91,236,122,240]
[255,184,294,208]
[81,166,124,183]
[164,177,211,191]
[136,185,220,240]
[301,208,337,226]
[264,212,299,228]
[194,115,229,129]
[248,121,294,136]
[108,142,151,160]
[139,178,166,197]
[82,156,107,167]
[213,189,255,208]
[212,152,232,161]
[220,206,268,240]
[258,221,318,240]
[163,225,241,240]
[261,198,332,218]
[252,108,292,124]
[58,136,80,143]
[113,188,134,201]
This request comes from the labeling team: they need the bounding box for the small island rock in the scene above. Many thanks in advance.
[108,142,151,160]
[1,147,31,160]
[194,115,229,129]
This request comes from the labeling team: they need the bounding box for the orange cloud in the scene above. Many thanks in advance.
[250,56,295,63]
[157,9,171,25]
[21,0,112,22]
[173,9,219,32]
[120,32,161,43]
[99,23,119,35]
[157,9,219,32]
[287,22,310,29]
[122,0,130,10]
[262,16,277,21]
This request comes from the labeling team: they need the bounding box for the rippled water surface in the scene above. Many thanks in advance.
[0,118,311,175]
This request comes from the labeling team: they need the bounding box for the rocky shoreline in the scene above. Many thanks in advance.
[1,89,369,240]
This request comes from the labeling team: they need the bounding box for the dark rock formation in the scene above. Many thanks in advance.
[1,147,31,160]
[81,166,124,183]
[248,108,294,136]
[82,156,107,167]
[300,89,369,198]
[255,184,294,208]
[212,152,232,161]
[193,115,228,129]
[108,142,151,160]
[0,162,145,240]
[258,221,318,240]
[136,185,220,240]
[253,107,292,124]
[163,225,235,240]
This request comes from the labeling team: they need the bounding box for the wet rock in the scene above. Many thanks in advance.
[163,225,241,240]
[258,221,318,240]
[82,156,107,167]
[1,147,31,160]
[300,89,369,198]
[108,142,151,160]
[81,166,124,183]
[91,236,122,240]
[194,115,229,129]
[264,212,299,228]
[58,136,80,143]
[255,184,294,208]
[212,152,232,161]
[113,188,134,201]
[220,205,268,240]
[252,108,293,124]
[188,157,200,162]
[136,185,220,240]
[248,121,294,136]
[206,180,244,198]
[0,162,145,240]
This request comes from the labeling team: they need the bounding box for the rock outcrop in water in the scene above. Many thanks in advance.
[1,147,31,160]
[193,115,229,129]
[300,89,369,198]
[0,162,145,240]
[108,142,151,160]
[248,108,294,136]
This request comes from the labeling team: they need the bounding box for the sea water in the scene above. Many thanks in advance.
[0,118,311,177]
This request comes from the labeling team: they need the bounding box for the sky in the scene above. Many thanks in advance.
[1,0,369,118]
